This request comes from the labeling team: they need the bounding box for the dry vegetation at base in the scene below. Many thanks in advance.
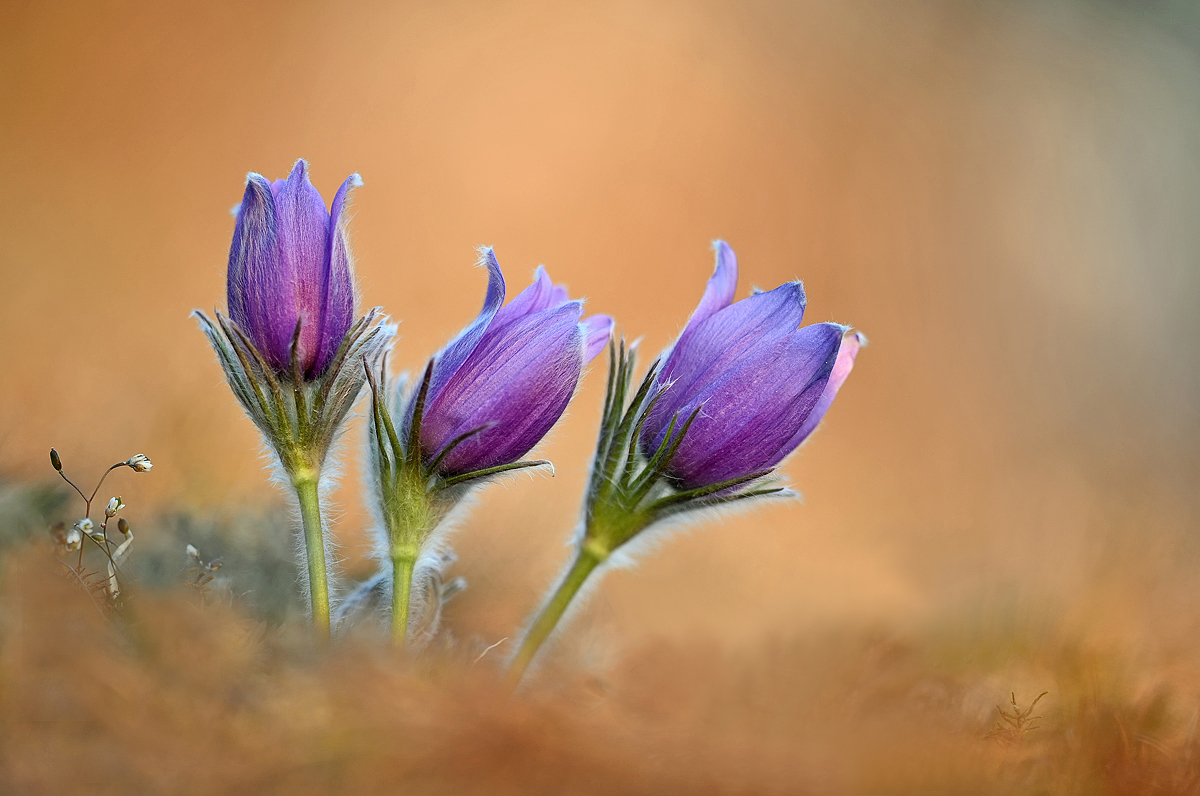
[3,531,1200,796]
[2,1,1199,792]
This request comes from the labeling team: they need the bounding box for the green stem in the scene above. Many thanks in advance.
[293,474,331,640]
[391,552,417,646]
[507,543,606,688]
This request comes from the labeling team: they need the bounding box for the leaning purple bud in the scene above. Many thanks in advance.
[227,159,361,379]
[413,248,613,476]
[640,241,863,490]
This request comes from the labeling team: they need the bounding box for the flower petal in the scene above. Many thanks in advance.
[313,172,362,376]
[650,322,843,489]
[430,247,507,393]
[581,313,614,362]
[548,283,570,306]
[686,240,739,330]
[273,160,333,373]
[227,173,281,359]
[407,248,507,438]
[780,329,865,453]
[423,302,585,473]
[488,265,560,337]
[645,280,807,446]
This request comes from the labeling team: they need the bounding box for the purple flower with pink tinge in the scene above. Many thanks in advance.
[227,159,361,379]
[640,241,864,490]
[411,248,613,476]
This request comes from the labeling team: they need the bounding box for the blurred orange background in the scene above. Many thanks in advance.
[2,0,1198,656]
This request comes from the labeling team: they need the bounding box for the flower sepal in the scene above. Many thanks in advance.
[360,357,553,644]
[195,307,393,475]
[506,339,794,686]
[581,340,793,558]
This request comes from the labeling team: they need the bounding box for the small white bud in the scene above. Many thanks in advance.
[65,527,82,551]
[126,454,153,473]
[105,496,125,518]
[76,517,104,541]
[186,544,200,562]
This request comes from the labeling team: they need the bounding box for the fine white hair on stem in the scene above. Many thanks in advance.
[264,427,356,610]
[402,494,474,635]
[604,488,798,570]
[515,488,798,680]
[332,570,388,634]
[507,524,611,681]
[335,499,473,646]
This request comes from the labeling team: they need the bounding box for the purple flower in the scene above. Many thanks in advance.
[227,159,361,379]
[412,248,613,476]
[640,241,863,490]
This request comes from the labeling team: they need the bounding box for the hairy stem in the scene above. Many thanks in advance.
[507,543,606,688]
[293,473,331,640]
[391,550,417,646]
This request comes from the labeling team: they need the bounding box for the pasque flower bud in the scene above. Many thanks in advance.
[508,240,864,685]
[639,241,863,489]
[227,159,361,380]
[358,247,612,645]
[196,159,392,639]
[410,247,612,476]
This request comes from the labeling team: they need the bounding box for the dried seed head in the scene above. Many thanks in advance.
[105,496,125,518]
[50,448,62,472]
[126,454,153,473]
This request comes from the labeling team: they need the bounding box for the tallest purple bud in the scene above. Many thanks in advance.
[227,159,361,379]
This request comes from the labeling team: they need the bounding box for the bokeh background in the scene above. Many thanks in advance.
[2,0,1200,791]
